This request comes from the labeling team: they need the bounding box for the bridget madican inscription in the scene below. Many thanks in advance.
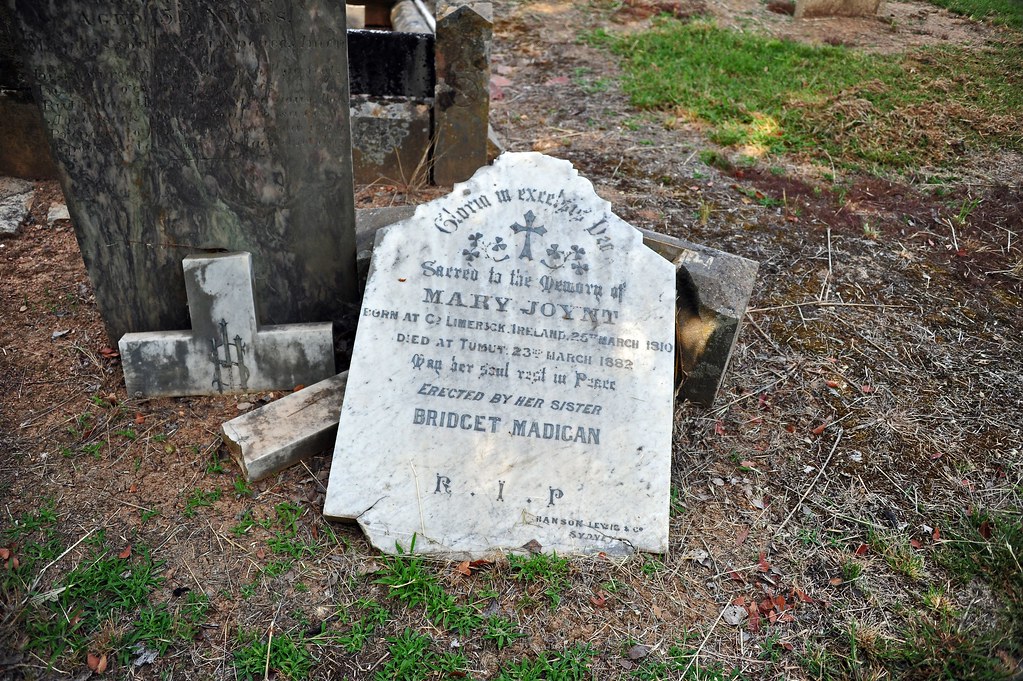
[323,153,676,558]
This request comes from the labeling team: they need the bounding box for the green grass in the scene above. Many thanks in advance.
[234,629,314,681]
[373,540,485,635]
[374,628,468,681]
[866,529,925,580]
[495,643,598,681]
[508,552,571,607]
[588,18,1023,171]
[926,0,1023,27]
[183,488,222,518]
[5,504,168,669]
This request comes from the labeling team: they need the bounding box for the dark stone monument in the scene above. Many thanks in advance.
[9,1,359,342]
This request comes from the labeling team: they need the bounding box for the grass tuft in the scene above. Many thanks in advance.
[588,19,1023,171]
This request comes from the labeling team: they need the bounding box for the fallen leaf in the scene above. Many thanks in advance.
[99,346,120,359]
[829,577,843,585]
[521,539,543,554]
[757,552,771,572]
[455,560,472,576]
[854,543,869,556]
[727,569,746,583]
[773,594,788,611]
[293,384,305,392]
[826,380,840,389]
[793,588,813,604]
[544,75,570,86]
[0,548,8,560]
[87,652,104,672]
[134,412,145,425]
[910,539,922,549]
[785,423,796,433]
[714,421,726,436]
[767,610,778,623]
[118,545,132,559]
[979,520,992,539]
[732,595,746,606]
[811,423,828,436]
[255,548,266,560]
[129,483,137,493]
[932,526,940,541]
[758,598,773,614]
[930,451,943,460]
[735,527,750,546]
[490,74,512,88]
[627,644,649,660]
[590,593,607,608]
[860,385,874,394]
[748,607,761,632]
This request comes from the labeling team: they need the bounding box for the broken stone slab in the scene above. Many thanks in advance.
[639,228,758,407]
[0,177,34,237]
[794,0,880,17]
[46,202,70,226]
[222,372,349,482]
[119,252,335,398]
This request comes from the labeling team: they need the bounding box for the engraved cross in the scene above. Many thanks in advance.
[510,210,547,261]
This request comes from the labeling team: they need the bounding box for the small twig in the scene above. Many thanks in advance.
[24,527,97,599]
[777,428,844,534]
[746,317,782,355]
[748,301,910,313]
[679,603,730,679]
[410,460,426,536]
[818,227,833,302]
[712,365,800,414]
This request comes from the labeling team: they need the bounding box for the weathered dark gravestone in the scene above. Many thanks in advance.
[324,152,676,558]
[9,1,358,342]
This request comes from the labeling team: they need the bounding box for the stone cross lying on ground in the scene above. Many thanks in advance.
[119,252,335,398]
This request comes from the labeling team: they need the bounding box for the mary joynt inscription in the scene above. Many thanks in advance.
[324,153,675,557]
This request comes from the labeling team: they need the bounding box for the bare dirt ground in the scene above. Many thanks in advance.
[1,0,1021,679]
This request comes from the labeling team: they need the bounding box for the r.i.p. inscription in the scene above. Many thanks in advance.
[324,153,676,558]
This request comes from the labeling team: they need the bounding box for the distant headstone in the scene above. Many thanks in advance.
[794,0,880,18]
[9,1,358,342]
[119,252,334,398]
[324,152,676,558]
[0,176,33,236]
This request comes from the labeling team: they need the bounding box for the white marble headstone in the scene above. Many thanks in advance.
[324,153,675,557]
